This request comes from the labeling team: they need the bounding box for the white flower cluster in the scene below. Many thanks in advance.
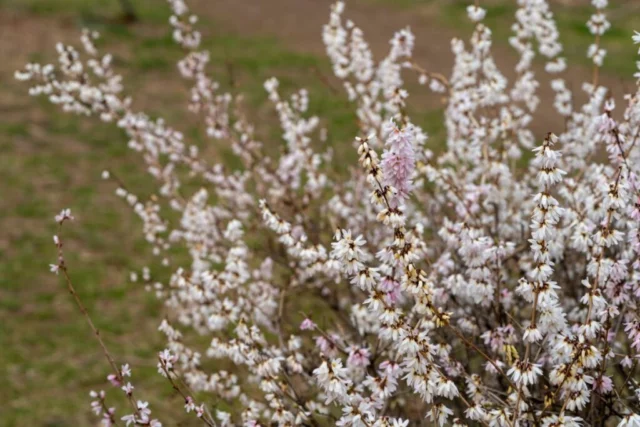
[23,0,640,425]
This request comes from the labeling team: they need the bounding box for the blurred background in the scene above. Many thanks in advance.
[0,0,639,425]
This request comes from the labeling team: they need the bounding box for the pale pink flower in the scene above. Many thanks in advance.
[380,122,415,207]
[593,375,613,394]
[55,208,74,223]
[347,347,371,368]
[107,374,120,387]
[300,318,316,330]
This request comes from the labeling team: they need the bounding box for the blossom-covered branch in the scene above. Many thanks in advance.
[19,0,640,425]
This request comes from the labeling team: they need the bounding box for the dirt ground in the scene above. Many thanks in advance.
[0,0,632,134]
[192,0,630,133]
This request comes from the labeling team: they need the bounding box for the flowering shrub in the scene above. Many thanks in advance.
[16,0,640,425]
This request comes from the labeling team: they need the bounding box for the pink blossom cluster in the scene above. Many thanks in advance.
[19,0,640,425]
[380,122,416,208]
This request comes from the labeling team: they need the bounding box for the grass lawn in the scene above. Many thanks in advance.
[0,0,364,424]
[0,0,636,425]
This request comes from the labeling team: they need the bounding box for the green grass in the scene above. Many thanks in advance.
[0,0,171,23]
[0,0,457,424]
[0,2,374,426]
[3,1,638,425]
